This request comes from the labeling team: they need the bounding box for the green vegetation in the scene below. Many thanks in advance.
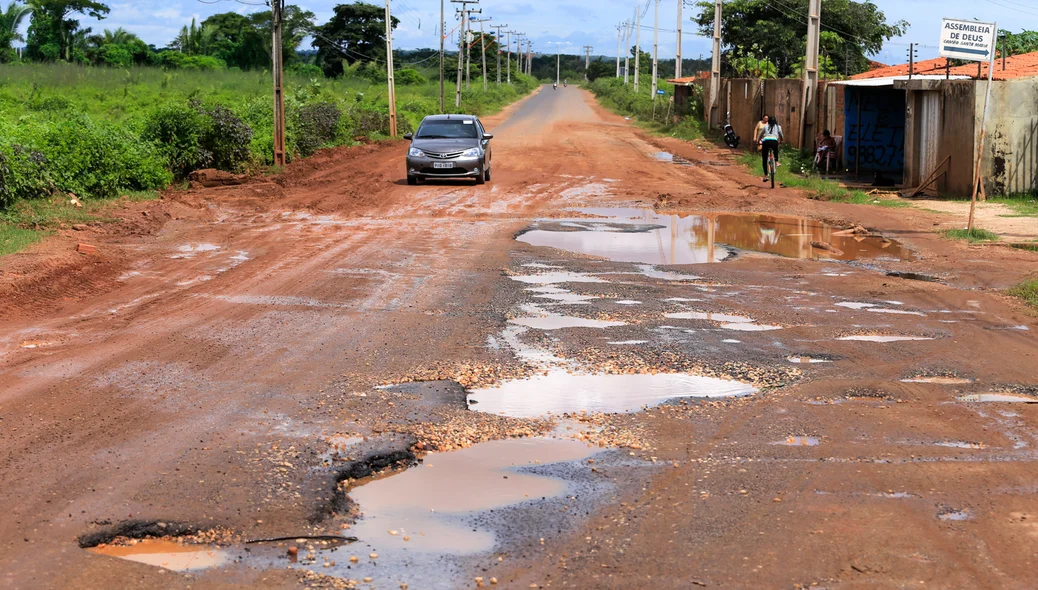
[733,148,908,206]
[693,0,908,78]
[586,77,704,140]
[941,228,1000,243]
[1007,279,1038,311]
[990,194,1038,218]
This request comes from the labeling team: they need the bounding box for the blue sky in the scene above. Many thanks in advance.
[20,1,1038,65]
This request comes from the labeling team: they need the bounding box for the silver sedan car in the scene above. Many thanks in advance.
[404,115,493,185]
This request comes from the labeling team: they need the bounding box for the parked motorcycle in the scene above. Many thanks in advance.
[723,112,740,148]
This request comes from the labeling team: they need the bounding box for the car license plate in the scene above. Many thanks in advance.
[433,162,454,169]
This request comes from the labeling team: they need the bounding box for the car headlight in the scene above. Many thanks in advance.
[461,147,482,158]
[408,147,424,157]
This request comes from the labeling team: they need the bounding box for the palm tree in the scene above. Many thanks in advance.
[0,1,31,60]
[173,19,216,56]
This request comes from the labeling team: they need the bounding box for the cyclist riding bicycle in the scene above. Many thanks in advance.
[756,115,783,182]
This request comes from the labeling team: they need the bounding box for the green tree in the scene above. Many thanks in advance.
[25,0,108,61]
[1001,30,1038,56]
[0,1,32,62]
[694,0,907,77]
[312,1,398,78]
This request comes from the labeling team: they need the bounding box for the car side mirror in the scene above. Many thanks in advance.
[482,133,494,140]
[403,133,413,140]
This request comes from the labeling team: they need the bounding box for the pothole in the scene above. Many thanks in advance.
[348,437,598,555]
[86,539,230,571]
[467,371,756,418]
[516,209,913,265]
[837,335,935,342]
[901,376,973,385]
[772,436,820,446]
[652,151,693,166]
[787,355,834,364]
[957,393,1038,403]
[937,508,971,521]
[508,316,625,330]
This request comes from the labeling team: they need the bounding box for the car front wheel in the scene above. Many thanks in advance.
[407,175,418,185]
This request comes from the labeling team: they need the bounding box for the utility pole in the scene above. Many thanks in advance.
[624,19,631,85]
[506,31,515,83]
[616,24,622,77]
[492,24,508,84]
[528,41,534,76]
[385,0,398,136]
[516,34,524,75]
[464,8,482,90]
[708,0,721,128]
[557,43,561,85]
[451,0,478,108]
[634,3,642,92]
[271,0,286,166]
[439,0,445,112]
[675,0,683,78]
[651,0,659,99]
[584,45,593,80]
[799,0,821,149]
[472,16,491,91]
[907,43,917,79]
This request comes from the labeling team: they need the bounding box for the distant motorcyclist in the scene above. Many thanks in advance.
[553,81,558,90]
[563,79,568,87]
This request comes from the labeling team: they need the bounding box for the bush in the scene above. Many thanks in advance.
[0,146,55,205]
[396,68,426,86]
[288,63,324,78]
[292,102,343,157]
[142,103,209,178]
[197,103,253,171]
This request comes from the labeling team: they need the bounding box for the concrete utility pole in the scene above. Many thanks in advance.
[675,0,683,78]
[464,8,482,89]
[634,3,642,92]
[271,0,286,166]
[624,19,632,85]
[528,42,534,75]
[584,45,593,79]
[616,24,622,77]
[492,24,508,84]
[651,0,659,99]
[439,0,445,112]
[472,16,491,91]
[708,0,721,128]
[385,0,398,137]
[799,0,821,149]
[506,31,516,83]
[451,0,478,108]
[516,34,524,75]
[557,43,561,85]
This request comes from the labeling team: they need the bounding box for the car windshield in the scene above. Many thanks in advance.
[416,120,479,139]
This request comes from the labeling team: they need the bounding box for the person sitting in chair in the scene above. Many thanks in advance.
[815,130,837,170]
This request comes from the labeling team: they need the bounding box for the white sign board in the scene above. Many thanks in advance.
[939,18,997,62]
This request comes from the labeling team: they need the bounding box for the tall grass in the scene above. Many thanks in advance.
[585,76,704,140]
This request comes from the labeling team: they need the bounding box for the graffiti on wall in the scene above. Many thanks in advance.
[844,87,906,173]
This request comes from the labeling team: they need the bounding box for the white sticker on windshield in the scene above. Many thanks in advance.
[463,120,473,124]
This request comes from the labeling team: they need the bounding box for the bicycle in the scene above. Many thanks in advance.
[767,149,776,189]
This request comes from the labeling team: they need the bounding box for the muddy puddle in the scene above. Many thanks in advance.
[467,371,756,418]
[837,335,934,343]
[349,438,597,554]
[509,316,625,330]
[773,436,820,446]
[87,539,229,571]
[957,393,1038,403]
[653,152,693,166]
[517,209,912,265]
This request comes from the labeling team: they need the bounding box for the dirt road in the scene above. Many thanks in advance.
[2,86,1037,590]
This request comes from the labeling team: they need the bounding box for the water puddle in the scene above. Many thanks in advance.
[532,291,598,304]
[835,302,877,310]
[608,340,648,345]
[837,335,934,343]
[787,356,833,364]
[467,371,756,418]
[886,271,940,282]
[901,377,972,385]
[509,272,606,285]
[517,209,912,265]
[938,509,971,521]
[348,437,597,554]
[653,151,693,166]
[721,323,783,332]
[665,311,752,323]
[773,436,820,446]
[632,265,702,281]
[172,243,221,259]
[615,300,642,305]
[957,393,1038,403]
[867,308,926,317]
[934,441,986,449]
[508,316,625,330]
[87,539,229,571]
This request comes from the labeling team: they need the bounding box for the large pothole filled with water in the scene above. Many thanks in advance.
[517,208,913,264]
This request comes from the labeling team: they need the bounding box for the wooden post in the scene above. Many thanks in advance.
[968,42,997,231]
